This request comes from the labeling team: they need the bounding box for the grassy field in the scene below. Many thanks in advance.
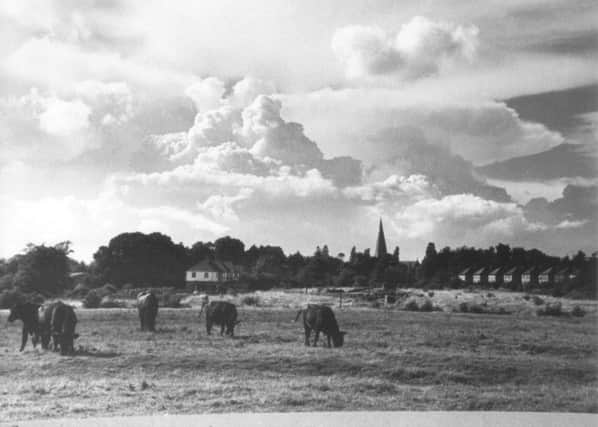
[1,298,597,421]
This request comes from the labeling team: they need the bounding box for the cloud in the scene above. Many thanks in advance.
[332,16,479,81]
[391,193,541,241]
[38,96,91,135]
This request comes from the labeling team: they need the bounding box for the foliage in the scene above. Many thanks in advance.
[83,290,102,308]
[241,295,260,306]
[0,289,25,309]
[532,296,545,306]
[537,302,563,317]
[11,242,72,295]
[93,232,188,287]
[571,305,586,317]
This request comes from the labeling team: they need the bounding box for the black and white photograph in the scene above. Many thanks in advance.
[0,1,596,426]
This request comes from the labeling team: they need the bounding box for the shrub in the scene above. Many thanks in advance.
[161,292,183,308]
[537,302,563,316]
[427,291,435,298]
[83,289,101,308]
[532,295,545,306]
[404,299,420,311]
[469,304,485,314]
[487,293,495,298]
[571,305,586,317]
[241,295,260,306]
[523,294,531,301]
[459,302,469,313]
[419,299,435,312]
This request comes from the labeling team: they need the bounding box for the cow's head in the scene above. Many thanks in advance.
[7,304,21,322]
[332,331,346,348]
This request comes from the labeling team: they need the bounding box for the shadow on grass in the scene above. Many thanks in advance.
[75,346,120,358]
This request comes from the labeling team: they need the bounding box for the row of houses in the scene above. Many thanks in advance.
[458,266,579,289]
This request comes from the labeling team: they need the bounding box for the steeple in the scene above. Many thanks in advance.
[375,218,387,258]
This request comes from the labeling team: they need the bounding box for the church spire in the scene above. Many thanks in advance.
[375,218,387,258]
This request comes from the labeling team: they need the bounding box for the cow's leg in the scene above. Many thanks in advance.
[139,309,145,331]
[327,335,332,348]
[313,331,320,347]
[206,320,212,336]
[20,327,28,352]
[220,324,225,336]
[304,326,311,346]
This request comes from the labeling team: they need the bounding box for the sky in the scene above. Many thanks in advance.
[0,0,597,262]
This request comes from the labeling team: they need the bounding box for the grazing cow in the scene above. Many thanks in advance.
[39,302,78,355]
[8,302,41,351]
[295,304,346,348]
[204,301,239,336]
[137,291,158,332]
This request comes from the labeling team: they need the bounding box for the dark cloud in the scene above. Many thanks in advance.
[504,84,598,136]
[476,143,598,181]
[366,126,511,202]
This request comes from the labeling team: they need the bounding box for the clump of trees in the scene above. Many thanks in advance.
[1,234,596,302]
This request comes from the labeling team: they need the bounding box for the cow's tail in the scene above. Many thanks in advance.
[294,309,303,322]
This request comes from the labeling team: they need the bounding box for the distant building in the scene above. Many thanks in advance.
[458,267,473,284]
[521,267,538,289]
[502,267,522,289]
[375,219,387,258]
[472,267,488,285]
[487,267,503,286]
[186,259,241,292]
[538,266,555,285]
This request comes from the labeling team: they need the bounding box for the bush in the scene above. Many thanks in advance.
[241,295,260,306]
[459,302,469,312]
[419,299,435,312]
[427,291,435,298]
[83,289,101,308]
[469,304,485,314]
[161,292,183,308]
[571,305,586,317]
[523,294,531,301]
[404,299,420,311]
[537,302,563,317]
[532,295,545,306]
[0,289,25,309]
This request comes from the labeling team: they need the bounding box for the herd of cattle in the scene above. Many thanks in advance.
[6,291,346,355]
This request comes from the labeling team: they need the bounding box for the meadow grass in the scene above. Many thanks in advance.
[0,305,596,421]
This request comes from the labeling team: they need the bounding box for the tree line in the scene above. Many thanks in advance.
[0,233,596,301]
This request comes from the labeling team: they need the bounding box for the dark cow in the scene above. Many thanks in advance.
[203,301,239,336]
[137,291,158,332]
[39,302,78,355]
[8,302,41,351]
[295,304,346,348]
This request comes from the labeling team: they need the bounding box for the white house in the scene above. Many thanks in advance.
[186,259,240,284]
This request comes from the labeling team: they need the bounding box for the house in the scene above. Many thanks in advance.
[554,267,580,284]
[538,266,555,286]
[521,267,538,290]
[502,267,522,289]
[458,267,473,284]
[487,267,503,287]
[472,267,488,285]
[185,259,241,292]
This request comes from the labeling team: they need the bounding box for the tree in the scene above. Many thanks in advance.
[12,242,72,295]
[421,242,438,279]
[214,236,245,265]
[93,232,188,287]
[393,246,400,262]
[349,246,357,264]
[188,241,215,265]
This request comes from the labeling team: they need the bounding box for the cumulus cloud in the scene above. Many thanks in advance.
[391,193,541,241]
[332,16,479,81]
